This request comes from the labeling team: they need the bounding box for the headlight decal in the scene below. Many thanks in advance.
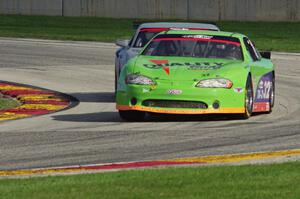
[126,74,155,85]
[196,78,233,88]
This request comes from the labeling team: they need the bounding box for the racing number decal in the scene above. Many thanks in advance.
[253,72,273,112]
[255,72,273,102]
[257,80,272,100]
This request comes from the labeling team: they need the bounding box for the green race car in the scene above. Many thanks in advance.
[116,30,275,121]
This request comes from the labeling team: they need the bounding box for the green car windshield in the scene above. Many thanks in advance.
[142,34,243,61]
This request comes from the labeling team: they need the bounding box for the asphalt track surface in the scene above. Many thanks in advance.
[0,38,299,170]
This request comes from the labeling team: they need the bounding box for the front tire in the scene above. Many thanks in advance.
[119,110,146,122]
[241,76,254,119]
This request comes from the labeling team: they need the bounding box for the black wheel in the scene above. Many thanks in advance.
[241,76,254,119]
[267,76,275,114]
[119,110,146,122]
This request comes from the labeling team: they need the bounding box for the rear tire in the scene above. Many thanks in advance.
[119,110,146,122]
[241,76,254,119]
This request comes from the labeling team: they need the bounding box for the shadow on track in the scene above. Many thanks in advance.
[69,92,115,103]
[52,112,246,123]
[53,92,257,122]
[52,112,121,122]
[147,113,245,122]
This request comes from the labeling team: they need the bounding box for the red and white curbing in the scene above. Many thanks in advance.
[1,149,300,177]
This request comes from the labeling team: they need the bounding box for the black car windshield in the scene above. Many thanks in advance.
[142,34,243,61]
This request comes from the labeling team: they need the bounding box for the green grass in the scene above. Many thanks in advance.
[1,162,300,199]
[221,21,300,52]
[0,97,20,110]
[0,15,134,42]
[1,15,300,52]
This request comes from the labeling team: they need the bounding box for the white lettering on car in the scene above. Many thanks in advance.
[257,80,271,99]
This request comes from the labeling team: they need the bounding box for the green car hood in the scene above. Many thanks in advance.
[132,56,246,81]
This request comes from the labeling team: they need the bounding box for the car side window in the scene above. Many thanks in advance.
[243,37,260,61]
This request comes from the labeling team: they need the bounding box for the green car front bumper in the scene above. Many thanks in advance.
[116,82,246,115]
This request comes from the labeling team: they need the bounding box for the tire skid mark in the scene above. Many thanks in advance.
[1,149,300,177]
[0,81,77,121]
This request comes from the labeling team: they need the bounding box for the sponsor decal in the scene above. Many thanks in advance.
[253,102,270,112]
[150,60,169,65]
[142,88,150,93]
[182,35,213,39]
[188,62,223,70]
[234,88,244,93]
[163,66,170,75]
[167,89,182,95]
[144,61,224,70]
[150,85,157,90]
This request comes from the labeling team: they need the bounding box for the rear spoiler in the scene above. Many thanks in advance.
[199,21,218,26]
[132,21,218,30]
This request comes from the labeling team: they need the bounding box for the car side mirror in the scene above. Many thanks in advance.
[260,51,271,59]
[116,39,130,47]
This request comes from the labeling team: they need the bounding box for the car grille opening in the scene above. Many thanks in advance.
[142,100,208,109]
